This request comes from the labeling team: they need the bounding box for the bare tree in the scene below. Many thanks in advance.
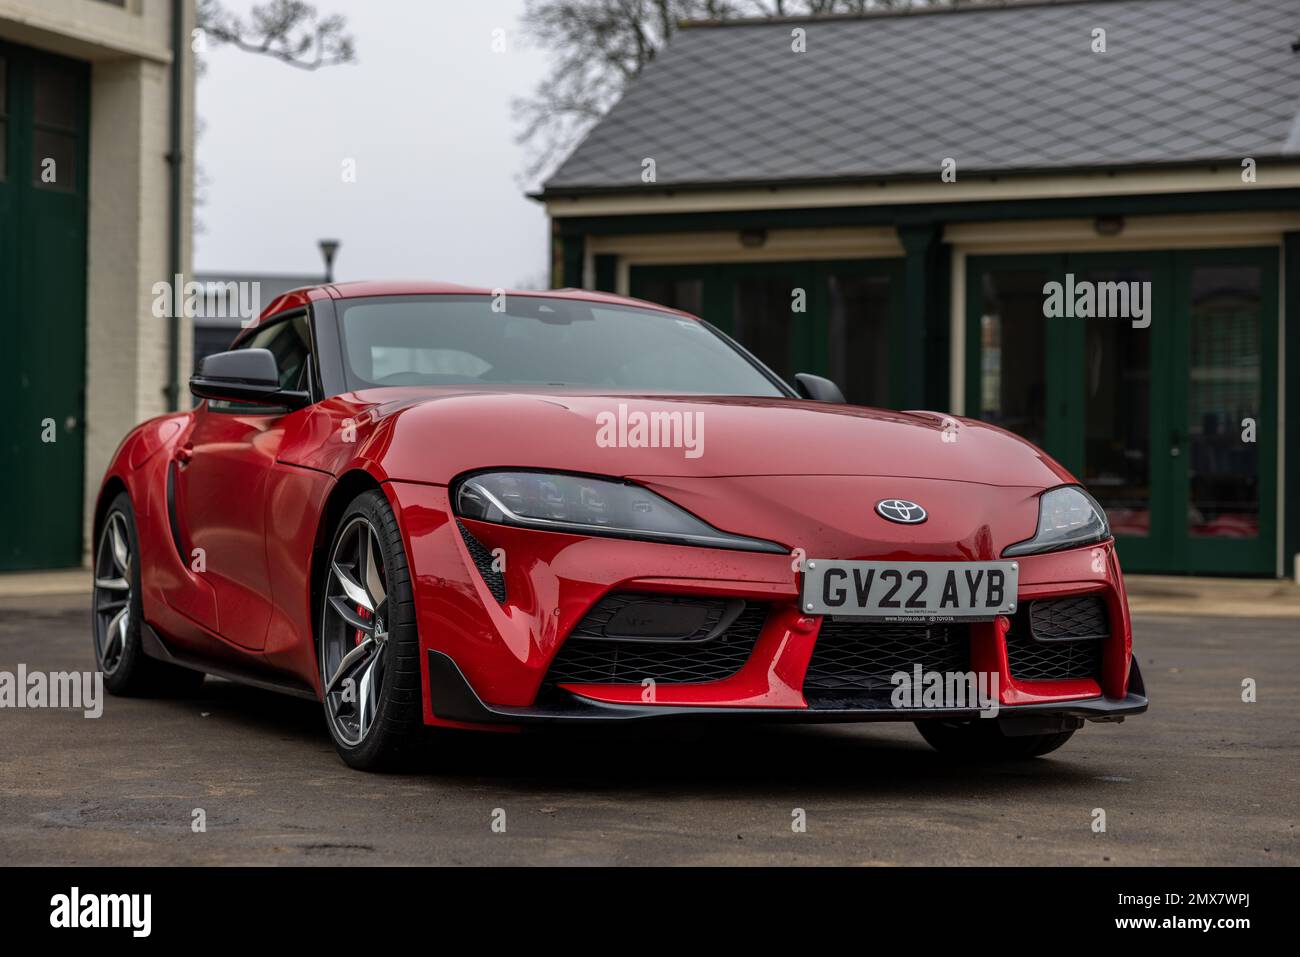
[516,0,973,183]
[197,0,357,71]
[192,2,356,229]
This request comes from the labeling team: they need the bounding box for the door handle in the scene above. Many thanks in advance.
[174,443,193,466]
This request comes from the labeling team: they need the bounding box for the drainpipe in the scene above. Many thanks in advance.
[164,0,185,411]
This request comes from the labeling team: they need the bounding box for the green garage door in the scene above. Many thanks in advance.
[0,43,90,569]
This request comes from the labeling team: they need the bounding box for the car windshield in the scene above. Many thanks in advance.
[337,295,786,396]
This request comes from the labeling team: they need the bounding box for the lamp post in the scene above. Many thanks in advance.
[318,239,341,283]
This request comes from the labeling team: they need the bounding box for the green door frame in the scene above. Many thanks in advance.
[965,247,1279,575]
[630,257,905,405]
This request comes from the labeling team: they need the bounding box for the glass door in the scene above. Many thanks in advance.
[1064,253,1170,570]
[1168,248,1278,574]
[967,248,1278,575]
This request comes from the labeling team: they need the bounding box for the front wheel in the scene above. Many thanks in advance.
[318,490,425,771]
[915,718,1076,760]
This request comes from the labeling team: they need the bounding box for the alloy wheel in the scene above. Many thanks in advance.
[92,511,133,675]
[321,516,390,747]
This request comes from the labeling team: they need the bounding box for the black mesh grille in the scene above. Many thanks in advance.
[568,593,739,642]
[804,621,970,693]
[1029,595,1109,641]
[1006,596,1108,681]
[457,521,506,603]
[543,597,768,685]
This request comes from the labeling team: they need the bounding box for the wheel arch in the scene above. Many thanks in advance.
[92,476,131,548]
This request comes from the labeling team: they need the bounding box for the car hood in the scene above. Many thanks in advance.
[352,389,1072,488]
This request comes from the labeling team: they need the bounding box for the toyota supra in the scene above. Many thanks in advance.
[92,282,1147,770]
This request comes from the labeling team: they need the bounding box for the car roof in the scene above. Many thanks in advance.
[253,281,697,330]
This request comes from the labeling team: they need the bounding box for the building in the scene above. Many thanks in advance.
[535,0,1300,579]
[1,0,195,570]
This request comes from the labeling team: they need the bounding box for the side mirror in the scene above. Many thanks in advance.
[794,373,845,404]
[190,348,310,408]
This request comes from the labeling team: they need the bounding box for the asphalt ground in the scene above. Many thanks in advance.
[0,592,1296,865]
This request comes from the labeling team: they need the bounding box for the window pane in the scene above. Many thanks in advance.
[33,62,77,130]
[636,278,703,317]
[248,314,312,389]
[1187,265,1261,539]
[209,315,312,411]
[32,129,76,191]
[1081,268,1153,537]
[977,269,1047,448]
[733,278,794,382]
[827,272,890,407]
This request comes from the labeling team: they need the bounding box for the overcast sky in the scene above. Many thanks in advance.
[195,0,552,288]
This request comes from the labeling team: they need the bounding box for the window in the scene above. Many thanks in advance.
[977,268,1049,449]
[827,272,891,407]
[1185,264,1262,539]
[208,313,313,412]
[732,278,795,383]
[338,295,785,396]
[32,61,78,192]
[635,277,704,316]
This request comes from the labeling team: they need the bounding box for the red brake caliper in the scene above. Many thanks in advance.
[355,603,370,647]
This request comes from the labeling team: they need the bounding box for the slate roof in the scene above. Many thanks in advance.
[542,0,1300,195]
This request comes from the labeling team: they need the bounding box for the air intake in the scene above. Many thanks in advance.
[457,520,506,603]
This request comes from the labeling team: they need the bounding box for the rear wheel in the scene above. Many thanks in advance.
[92,492,205,696]
[318,490,424,771]
[915,718,1076,760]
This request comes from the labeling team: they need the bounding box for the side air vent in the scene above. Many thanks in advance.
[457,520,506,603]
[1029,595,1109,641]
[568,593,745,643]
[1006,596,1109,681]
[165,462,187,563]
[543,595,768,685]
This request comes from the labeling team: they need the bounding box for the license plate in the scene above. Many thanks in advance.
[801,560,1018,621]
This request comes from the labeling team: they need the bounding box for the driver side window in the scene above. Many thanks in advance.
[208,313,314,413]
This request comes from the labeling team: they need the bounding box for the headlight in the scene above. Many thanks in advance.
[454,471,785,553]
[1003,485,1111,557]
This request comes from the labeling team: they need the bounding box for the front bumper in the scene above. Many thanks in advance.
[383,481,1143,730]
[428,649,1149,726]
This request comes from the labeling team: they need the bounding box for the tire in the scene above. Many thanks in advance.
[92,491,206,697]
[914,718,1076,760]
[317,489,425,771]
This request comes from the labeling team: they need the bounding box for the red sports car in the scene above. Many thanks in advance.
[93,282,1146,770]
